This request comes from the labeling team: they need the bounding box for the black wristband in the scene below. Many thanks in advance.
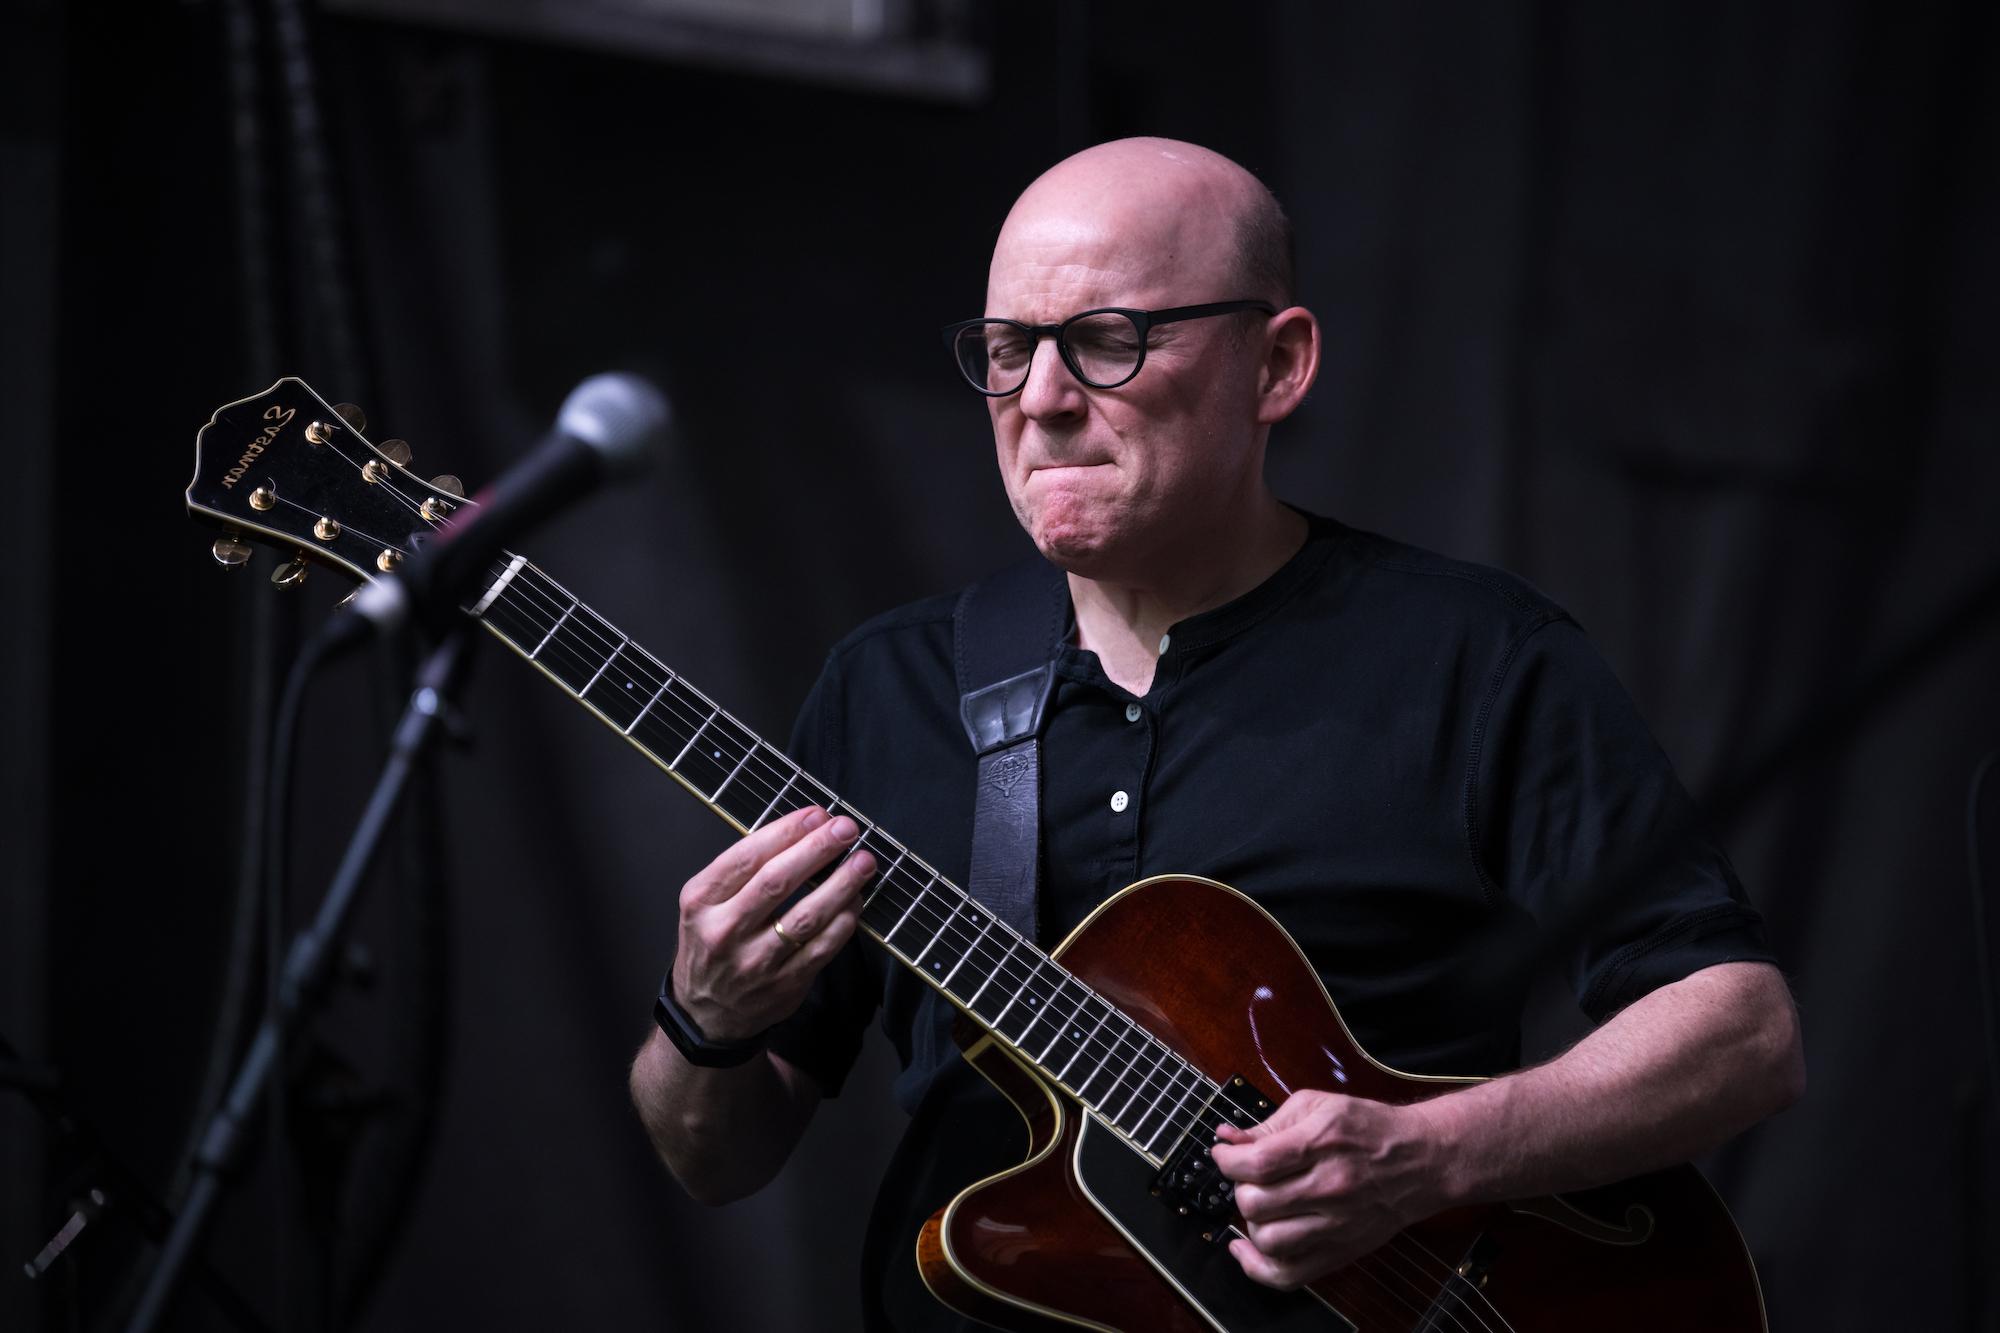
[653,970,767,1068]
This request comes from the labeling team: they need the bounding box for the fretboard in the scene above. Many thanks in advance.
[468,552,1223,1160]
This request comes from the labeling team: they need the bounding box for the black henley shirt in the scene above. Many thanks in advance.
[768,512,1774,1330]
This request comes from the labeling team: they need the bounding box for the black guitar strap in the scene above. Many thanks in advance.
[952,556,1070,942]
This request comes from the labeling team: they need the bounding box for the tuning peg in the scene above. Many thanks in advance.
[212,534,253,568]
[430,474,464,497]
[377,438,412,467]
[270,554,309,589]
[333,402,367,433]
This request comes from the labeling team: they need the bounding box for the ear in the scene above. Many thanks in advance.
[1253,307,1321,426]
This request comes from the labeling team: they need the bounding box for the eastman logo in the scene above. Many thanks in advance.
[220,404,295,489]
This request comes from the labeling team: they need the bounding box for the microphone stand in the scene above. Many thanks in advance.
[124,626,475,1333]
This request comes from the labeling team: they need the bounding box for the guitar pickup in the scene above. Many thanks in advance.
[1149,1074,1276,1238]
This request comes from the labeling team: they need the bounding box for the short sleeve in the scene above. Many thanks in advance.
[1472,618,1778,1020]
[764,651,884,1097]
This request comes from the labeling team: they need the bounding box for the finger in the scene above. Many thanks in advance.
[1245,1214,1324,1262]
[681,806,828,910]
[1231,1177,1317,1225]
[718,814,865,930]
[767,847,877,948]
[1229,1237,1301,1292]
[1212,1128,1311,1185]
[774,902,862,979]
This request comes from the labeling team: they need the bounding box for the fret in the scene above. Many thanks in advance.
[1056,998,1113,1082]
[1154,1073,1210,1153]
[670,704,761,803]
[963,937,1017,1015]
[1145,1068,1209,1153]
[527,600,576,660]
[469,554,527,616]
[623,673,673,737]
[939,912,991,990]
[989,961,1051,1045]
[857,849,908,923]
[1036,982,1097,1067]
[582,642,658,732]
[1017,977,1078,1060]
[540,603,620,692]
[882,873,940,952]
[579,634,628,697]
[714,745,788,829]
[1109,1044,1167,1125]
[1075,1021,1132,1103]
[1133,1060,1200,1151]
[748,771,795,829]
[709,743,755,801]
[670,708,715,769]
[479,590,546,657]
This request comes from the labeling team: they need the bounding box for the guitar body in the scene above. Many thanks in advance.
[918,876,1767,1332]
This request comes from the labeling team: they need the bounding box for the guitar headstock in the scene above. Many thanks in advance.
[188,377,473,588]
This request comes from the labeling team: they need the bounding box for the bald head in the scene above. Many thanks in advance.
[992,138,1293,311]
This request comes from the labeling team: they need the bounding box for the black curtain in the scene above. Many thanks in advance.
[8,2,1999,1330]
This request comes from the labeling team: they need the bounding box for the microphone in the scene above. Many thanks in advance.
[340,372,667,642]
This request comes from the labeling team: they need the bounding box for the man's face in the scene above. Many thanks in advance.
[983,189,1267,582]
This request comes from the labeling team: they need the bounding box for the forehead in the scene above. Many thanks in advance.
[985,191,1232,321]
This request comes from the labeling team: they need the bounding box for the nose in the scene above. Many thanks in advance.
[1016,335,1087,424]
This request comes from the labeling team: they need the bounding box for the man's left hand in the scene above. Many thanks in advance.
[1208,1089,1448,1291]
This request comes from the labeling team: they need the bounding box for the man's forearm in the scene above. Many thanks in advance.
[1419,961,1805,1209]
[628,1028,820,1205]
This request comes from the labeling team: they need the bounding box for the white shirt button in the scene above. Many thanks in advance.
[1124,702,1142,722]
[1109,790,1130,813]
[1157,633,1172,654]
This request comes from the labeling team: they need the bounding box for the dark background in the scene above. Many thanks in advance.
[5,1,1999,1329]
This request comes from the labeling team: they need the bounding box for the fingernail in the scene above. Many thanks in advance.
[831,816,859,841]
[801,808,828,830]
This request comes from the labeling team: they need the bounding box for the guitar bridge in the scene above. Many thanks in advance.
[1149,1073,1275,1241]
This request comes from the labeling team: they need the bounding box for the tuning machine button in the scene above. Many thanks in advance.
[377,438,412,467]
[212,534,253,568]
[430,474,465,498]
[271,554,310,588]
[333,402,367,433]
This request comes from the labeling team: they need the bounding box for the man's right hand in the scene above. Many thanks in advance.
[670,806,875,1043]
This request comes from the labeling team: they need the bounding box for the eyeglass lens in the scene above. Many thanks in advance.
[953,312,1145,394]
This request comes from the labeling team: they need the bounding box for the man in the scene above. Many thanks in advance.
[629,138,1804,1325]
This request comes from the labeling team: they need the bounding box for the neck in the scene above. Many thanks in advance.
[1068,490,1306,696]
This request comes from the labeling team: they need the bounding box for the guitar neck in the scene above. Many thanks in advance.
[468,553,1218,1161]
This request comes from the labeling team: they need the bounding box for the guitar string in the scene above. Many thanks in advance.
[298,440,1232,1144]
[491,569,1519,1330]
[476,556,1220,1115]
[311,446,1520,1323]
[487,569,1220,1140]
[1184,1114,1501,1333]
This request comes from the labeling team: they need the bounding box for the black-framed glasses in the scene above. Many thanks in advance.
[943,299,1276,396]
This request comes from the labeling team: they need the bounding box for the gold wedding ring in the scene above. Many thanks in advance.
[773,918,806,950]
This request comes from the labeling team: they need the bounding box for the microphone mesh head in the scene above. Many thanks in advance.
[558,373,669,477]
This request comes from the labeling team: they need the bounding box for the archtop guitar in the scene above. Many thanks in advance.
[188,379,1768,1332]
